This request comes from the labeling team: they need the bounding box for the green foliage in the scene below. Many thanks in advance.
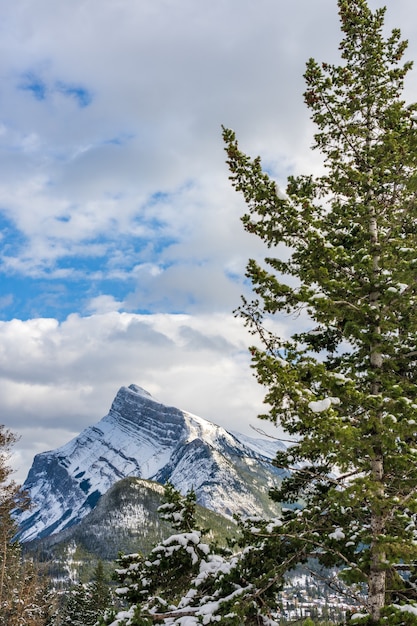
[157,482,201,532]
[223,0,417,623]
[59,583,93,626]
[102,484,286,625]
[90,560,112,614]
[379,604,417,625]
[57,560,113,626]
[25,477,238,583]
[347,604,417,625]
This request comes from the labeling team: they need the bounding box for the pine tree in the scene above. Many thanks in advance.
[101,484,213,625]
[223,1,417,623]
[101,484,286,625]
[0,425,52,625]
[89,560,112,617]
[0,425,21,619]
[59,582,92,626]
[58,561,112,626]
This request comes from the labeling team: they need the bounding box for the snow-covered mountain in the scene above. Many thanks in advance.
[17,384,286,542]
[24,477,238,580]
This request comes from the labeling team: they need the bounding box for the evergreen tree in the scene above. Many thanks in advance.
[89,560,112,617]
[223,0,417,623]
[58,561,112,626]
[101,484,285,625]
[60,583,92,626]
[0,424,53,625]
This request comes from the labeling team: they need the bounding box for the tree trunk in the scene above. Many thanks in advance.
[368,454,386,622]
[368,207,385,622]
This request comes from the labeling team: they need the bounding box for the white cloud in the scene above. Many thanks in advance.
[0,0,415,288]
[0,0,341,278]
[86,294,123,314]
[1,311,293,483]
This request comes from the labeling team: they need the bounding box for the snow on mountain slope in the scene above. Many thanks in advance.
[17,384,286,542]
[231,431,286,460]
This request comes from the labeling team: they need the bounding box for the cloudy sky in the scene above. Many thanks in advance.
[2,0,417,483]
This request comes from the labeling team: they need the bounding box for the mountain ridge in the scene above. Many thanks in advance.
[17,384,285,542]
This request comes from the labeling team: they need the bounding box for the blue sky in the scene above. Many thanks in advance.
[1,0,416,482]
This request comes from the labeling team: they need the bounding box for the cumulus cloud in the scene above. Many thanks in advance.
[0,0,341,281]
[1,311,293,483]
[0,0,415,293]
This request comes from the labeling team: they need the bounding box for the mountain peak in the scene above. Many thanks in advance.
[16,384,286,542]
[126,383,155,399]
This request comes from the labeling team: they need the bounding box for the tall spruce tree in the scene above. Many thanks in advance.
[224,0,417,623]
[58,562,112,626]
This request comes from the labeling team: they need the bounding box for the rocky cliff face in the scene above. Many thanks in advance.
[24,477,238,575]
[17,384,285,542]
